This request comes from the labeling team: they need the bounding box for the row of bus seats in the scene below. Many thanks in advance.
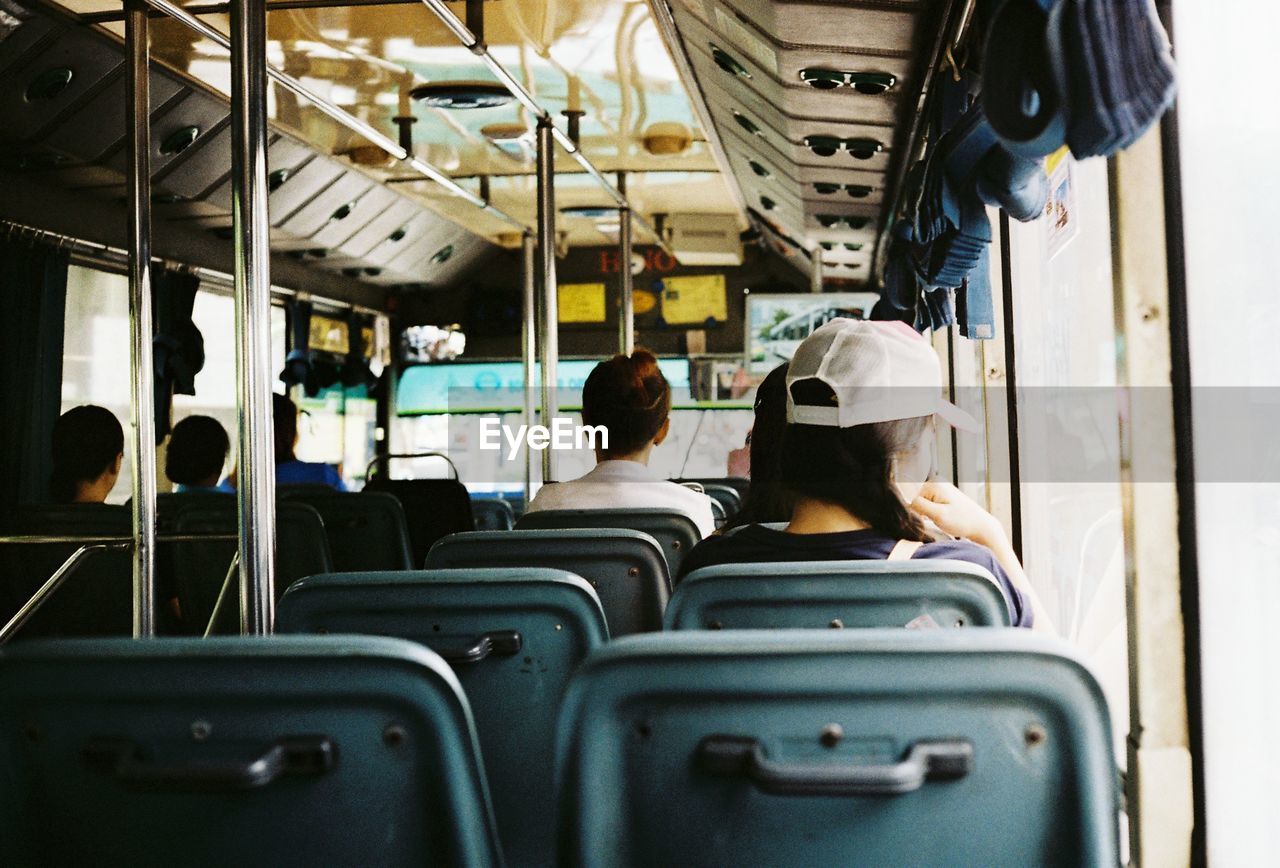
[0,486,993,639]
[0,623,1118,864]
[1,487,1120,864]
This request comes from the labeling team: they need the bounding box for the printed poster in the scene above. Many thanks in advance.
[660,274,728,325]
[1045,147,1078,259]
[558,282,607,323]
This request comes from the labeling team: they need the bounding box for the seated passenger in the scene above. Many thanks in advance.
[49,405,124,504]
[165,415,233,493]
[679,319,1052,631]
[723,361,795,530]
[273,393,346,490]
[525,349,716,537]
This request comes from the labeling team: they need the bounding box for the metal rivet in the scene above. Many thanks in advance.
[384,724,407,746]
[672,541,682,550]
[954,618,965,627]
[820,723,843,747]
[829,618,844,629]
[191,720,212,741]
[554,624,563,631]
[1025,723,1047,748]
[627,567,639,577]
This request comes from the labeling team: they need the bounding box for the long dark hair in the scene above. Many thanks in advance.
[581,349,671,457]
[725,362,795,529]
[780,381,931,541]
[50,405,123,503]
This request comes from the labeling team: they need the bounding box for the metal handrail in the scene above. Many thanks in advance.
[204,553,241,638]
[0,534,240,545]
[417,0,676,256]
[136,0,525,229]
[364,452,460,481]
[0,543,130,645]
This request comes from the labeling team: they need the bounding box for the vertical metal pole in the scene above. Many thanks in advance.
[810,251,823,293]
[536,118,559,483]
[521,230,537,497]
[230,0,276,634]
[125,0,157,638]
[618,172,635,355]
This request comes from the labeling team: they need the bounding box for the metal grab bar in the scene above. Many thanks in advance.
[0,534,240,545]
[0,543,129,645]
[204,553,241,638]
[364,452,460,481]
[417,0,674,255]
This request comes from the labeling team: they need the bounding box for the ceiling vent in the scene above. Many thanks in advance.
[667,213,743,266]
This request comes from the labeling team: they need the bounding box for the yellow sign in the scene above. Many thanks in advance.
[558,282,607,323]
[660,274,727,324]
[309,314,350,354]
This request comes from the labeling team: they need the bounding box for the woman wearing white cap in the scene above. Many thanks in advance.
[679,318,1053,632]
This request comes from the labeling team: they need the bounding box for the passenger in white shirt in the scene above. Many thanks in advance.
[525,349,717,538]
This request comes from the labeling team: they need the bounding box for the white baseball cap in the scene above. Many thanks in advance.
[786,318,978,431]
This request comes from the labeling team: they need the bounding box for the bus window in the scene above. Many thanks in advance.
[1003,156,1129,761]
[60,265,287,502]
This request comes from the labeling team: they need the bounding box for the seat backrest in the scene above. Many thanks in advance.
[677,476,749,503]
[427,529,669,636]
[0,504,133,639]
[697,483,744,517]
[666,560,1010,630]
[278,490,412,571]
[278,568,608,868]
[170,501,333,634]
[516,508,698,577]
[363,478,475,567]
[556,630,1119,867]
[470,498,516,532]
[0,635,502,866]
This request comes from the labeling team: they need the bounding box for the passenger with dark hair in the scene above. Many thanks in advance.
[525,349,716,537]
[272,393,346,490]
[722,361,795,530]
[165,415,232,493]
[49,405,124,504]
[679,319,1052,631]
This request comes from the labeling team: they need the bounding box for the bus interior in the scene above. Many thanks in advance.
[0,0,1276,864]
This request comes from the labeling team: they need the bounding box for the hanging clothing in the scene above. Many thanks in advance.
[0,236,68,510]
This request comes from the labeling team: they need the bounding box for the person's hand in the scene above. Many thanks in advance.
[909,481,1006,546]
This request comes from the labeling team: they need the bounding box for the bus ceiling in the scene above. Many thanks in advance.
[0,0,961,293]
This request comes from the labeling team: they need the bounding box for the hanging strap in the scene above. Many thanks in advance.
[887,539,924,561]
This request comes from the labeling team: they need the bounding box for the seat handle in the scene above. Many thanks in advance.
[84,735,336,791]
[433,630,522,663]
[695,735,972,796]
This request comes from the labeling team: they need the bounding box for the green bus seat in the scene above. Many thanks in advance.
[278,489,412,571]
[516,508,698,577]
[0,503,134,638]
[0,635,502,866]
[693,482,744,517]
[666,560,1010,630]
[363,478,475,567]
[169,501,332,634]
[278,568,608,868]
[470,498,516,531]
[555,630,1119,867]
[426,529,668,636]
